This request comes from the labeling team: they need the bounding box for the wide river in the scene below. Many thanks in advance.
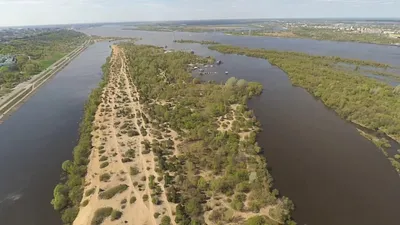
[0,26,399,225]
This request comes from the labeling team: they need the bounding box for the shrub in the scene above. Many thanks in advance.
[122,158,132,163]
[154,212,160,218]
[99,156,108,162]
[100,173,111,182]
[130,167,140,176]
[121,198,127,204]
[99,184,129,199]
[111,210,123,221]
[91,207,113,225]
[160,216,171,225]
[143,194,149,201]
[81,199,89,207]
[85,188,96,197]
[100,162,109,168]
[130,196,137,204]
[61,207,79,224]
[125,149,135,158]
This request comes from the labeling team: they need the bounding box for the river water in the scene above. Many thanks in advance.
[1,26,399,225]
[0,41,111,225]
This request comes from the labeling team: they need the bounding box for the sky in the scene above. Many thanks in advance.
[0,0,399,26]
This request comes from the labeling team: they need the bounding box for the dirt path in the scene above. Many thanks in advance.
[73,46,175,225]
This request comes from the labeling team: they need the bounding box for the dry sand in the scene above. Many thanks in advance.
[73,46,176,225]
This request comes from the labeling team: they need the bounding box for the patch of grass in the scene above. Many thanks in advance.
[91,207,113,225]
[99,184,129,199]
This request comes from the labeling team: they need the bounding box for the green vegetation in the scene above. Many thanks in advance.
[100,162,109,168]
[110,210,123,221]
[51,55,111,225]
[91,207,113,225]
[98,184,129,199]
[209,45,400,141]
[85,188,96,197]
[121,43,294,224]
[99,173,111,182]
[173,39,220,45]
[227,27,400,45]
[209,44,400,173]
[130,196,137,204]
[0,30,86,96]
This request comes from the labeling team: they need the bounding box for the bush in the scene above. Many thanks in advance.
[85,188,96,197]
[111,210,123,221]
[100,173,111,182]
[143,194,149,201]
[154,212,160,218]
[160,216,171,225]
[91,207,113,225]
[99,156,108,162]
[130,196,137,204]
[130,166,140,176]
[100,162,109,168]
[99,184,129,199]
[81,199,89,207]
[61,207,79,224]
[122,158,132,163]
[121,198,127,204]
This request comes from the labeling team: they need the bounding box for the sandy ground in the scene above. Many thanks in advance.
[73,46,176,225]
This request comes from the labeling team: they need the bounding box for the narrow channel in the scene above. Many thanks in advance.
[0,42,111,225]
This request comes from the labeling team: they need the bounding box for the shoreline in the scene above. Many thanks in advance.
[0,39,92,122]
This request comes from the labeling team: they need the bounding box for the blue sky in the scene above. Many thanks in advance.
[0,0,399,26]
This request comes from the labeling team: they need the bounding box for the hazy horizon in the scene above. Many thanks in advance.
[1,0,399,27]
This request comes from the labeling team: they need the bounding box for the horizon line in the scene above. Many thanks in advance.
[2,17,400,29]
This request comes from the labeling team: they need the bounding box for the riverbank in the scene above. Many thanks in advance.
[0,39,92,121]
[54,43,295,225]
[208,44,400,173]
[226,28,400,46]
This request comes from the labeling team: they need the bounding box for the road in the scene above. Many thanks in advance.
[0,39,92,120]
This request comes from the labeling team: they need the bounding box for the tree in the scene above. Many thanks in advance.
[225,77,237,87]
[161,216,171,225]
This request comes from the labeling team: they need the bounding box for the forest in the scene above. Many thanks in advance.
[120,43,295,225]
[226,27,399,45]
[0,30,86,96]
[209,44,400,172]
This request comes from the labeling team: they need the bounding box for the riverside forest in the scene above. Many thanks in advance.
[208,44,400,173]
[52,43,295,225]
[0,30,86,96]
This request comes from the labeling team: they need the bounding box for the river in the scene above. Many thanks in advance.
[0,26,399,225]
[0,41,111,225]
[82,27,400,225]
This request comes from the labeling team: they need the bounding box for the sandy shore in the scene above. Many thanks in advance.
[73,46,177,225]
